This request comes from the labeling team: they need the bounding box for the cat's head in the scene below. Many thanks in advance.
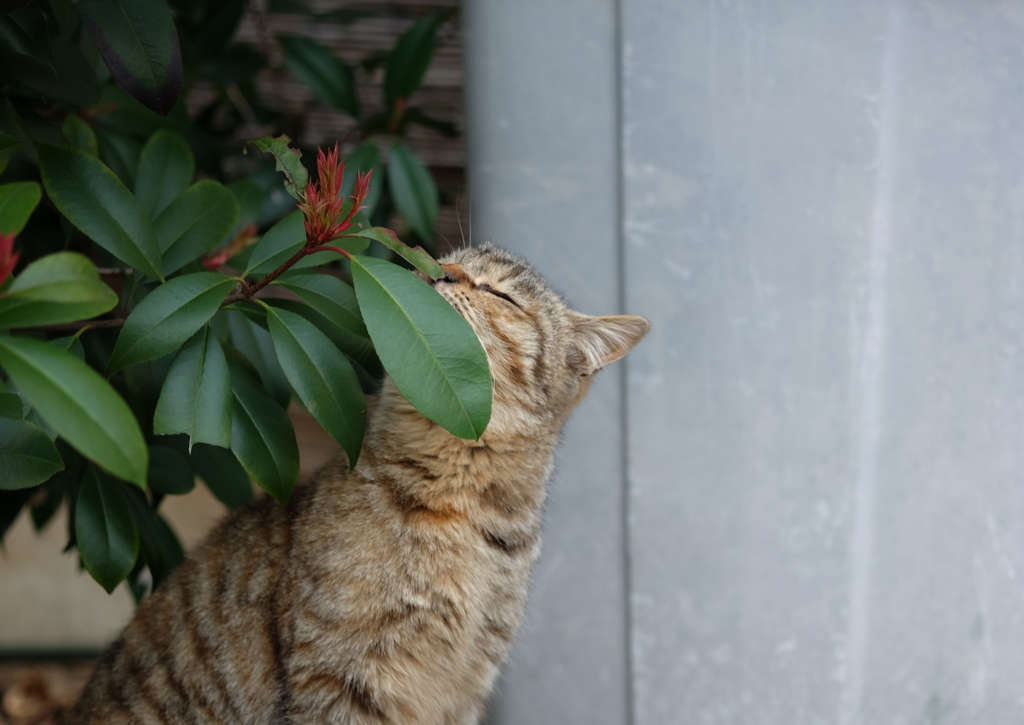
[432,244,649,437]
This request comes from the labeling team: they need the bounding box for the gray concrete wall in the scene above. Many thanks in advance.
[467,1,1024,723]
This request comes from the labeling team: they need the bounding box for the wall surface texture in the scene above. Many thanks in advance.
[466,1,1024,723]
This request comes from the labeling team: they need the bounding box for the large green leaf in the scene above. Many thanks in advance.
[0,5,55,64]
[107,272,235,373]
[229,362,298,504]
[62,115,98,156]
[0,9,99,107]
[189,443,252,508]
[30,461,73,532]
[135,130,195,219]
[79,0,183,116]
[387,141,438,242]
[75,468,139,593]
[0,336,148,486]
[154,180,240,275]
[278,36,358,117]
[350,256,491,439]
[245,135,307,202]
[37,143,164,281]
[272,271,367,337]
[0,134,21,176]
[384,11,444,106]
[0,181,40,235]
[146,445,194,495]
[264,299,381,394]
[243,210,305,277]
[124,487,183,590]
[266,305,366,465]
[224,308,292,407]
[95,83,186,138]
[0,418,64,490]
[0,388,23,418]
[0,252,118,329]
[227,178,265,229]
[153,325,231,448]
[96,128,143,188]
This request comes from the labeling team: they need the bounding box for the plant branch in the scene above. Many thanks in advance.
[222,245,311,306]
[12,317,127,333]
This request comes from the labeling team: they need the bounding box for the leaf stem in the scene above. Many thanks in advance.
[311,245,352,259]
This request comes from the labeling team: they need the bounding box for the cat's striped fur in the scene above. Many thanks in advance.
[68,244,649,724]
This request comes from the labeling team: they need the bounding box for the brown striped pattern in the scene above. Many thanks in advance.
[67,245,649,725]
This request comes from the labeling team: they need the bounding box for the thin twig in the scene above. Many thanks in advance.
[13,318,127,333]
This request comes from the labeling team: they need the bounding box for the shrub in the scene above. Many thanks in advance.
[0,0,487,598]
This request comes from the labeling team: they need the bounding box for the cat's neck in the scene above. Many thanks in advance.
[357,384,558,515]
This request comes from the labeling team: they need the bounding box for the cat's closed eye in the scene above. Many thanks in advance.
[478,283,520,308]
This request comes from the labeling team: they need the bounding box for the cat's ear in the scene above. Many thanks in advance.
[567,314,650,375]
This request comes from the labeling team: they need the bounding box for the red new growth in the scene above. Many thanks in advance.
[0,231,19,286]
[298,144,373,246]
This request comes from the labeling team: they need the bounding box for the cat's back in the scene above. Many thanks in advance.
[66,449,543,725]
[68,486,301,725]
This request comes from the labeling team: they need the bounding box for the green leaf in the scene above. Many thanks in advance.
[31,465,72,532]
[225,308,292,407]
[37,143,164,281]
[147,445,194,495]
[244,135,308,202]
[135,130,195,219]
[0,134,21,176]
[0,252,118,329]
[229,362,299,504]
[75,468,139,593]
[384,10,444,106]
[0,418,64,490]
[0,181,41,235]
[154,180,240,275]
[153,325,231,448]
[185,0,247,62]
[387,141,438,242]
[227,179,265,230]
[107,272,235,373]
[264,298,381,391]
[345,226,443,280]
[96,128,143,188]
[124,488,183,589]
[203,42,265,84]
[95,84,186,138]
[0,336,148,486]
[0,488,33,544]
[79,0,183,116]
[243,210,304,276]
[278,36,358,117]
[62,115,98,156]
[0,9,99,107]
[404,107,459,138]
[0,6,55,75]
[0,391,23,418]
[266,305,366,466]
[350,256,491,439]
[272,272,367,338]
[342,141,382,215]
[189,443,252,508]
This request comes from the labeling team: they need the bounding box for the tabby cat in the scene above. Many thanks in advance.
[68,243,649,725]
